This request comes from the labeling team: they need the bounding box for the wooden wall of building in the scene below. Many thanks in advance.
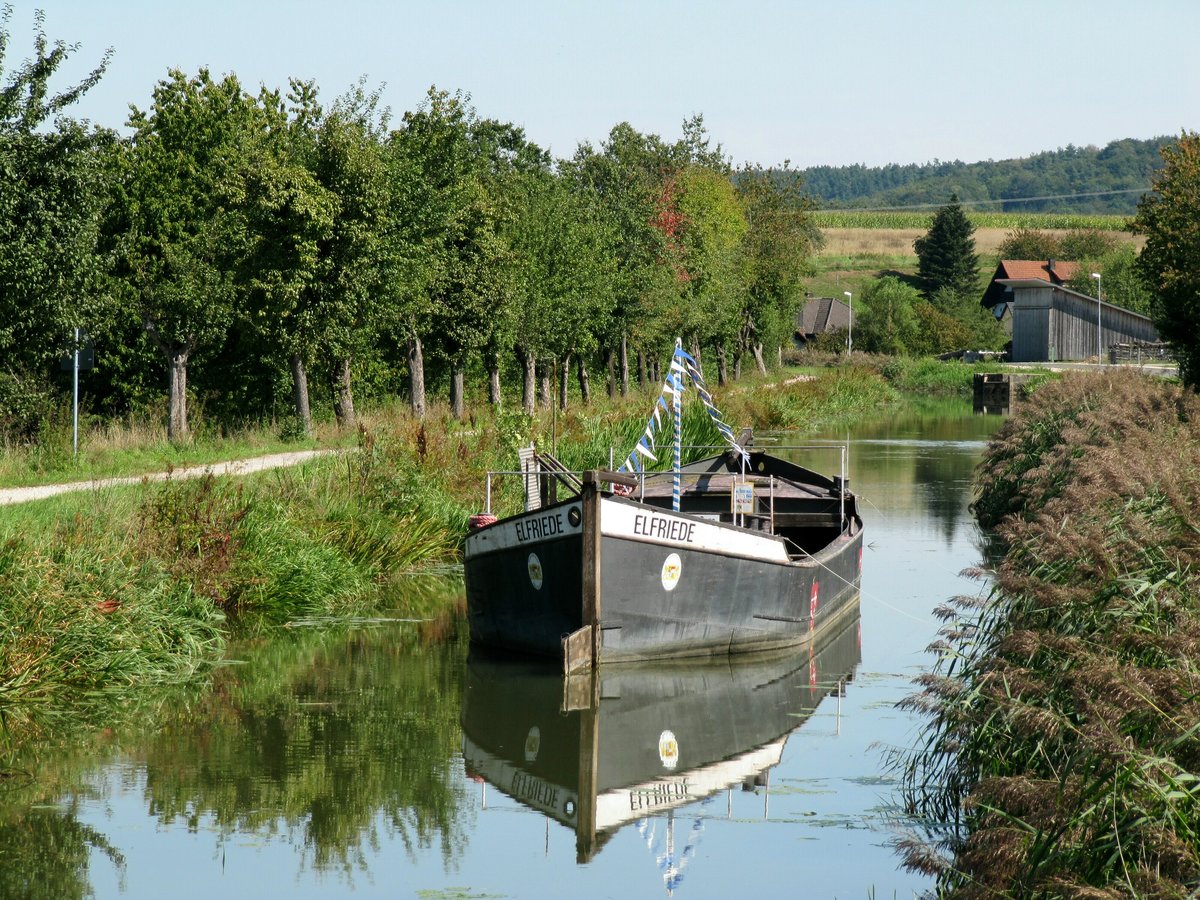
[1010,284,1159,362]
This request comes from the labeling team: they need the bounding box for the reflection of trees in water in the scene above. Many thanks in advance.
[0,610,473,892]
[913,449,977,545]
[0,802,126,899]
[139,621,473,873]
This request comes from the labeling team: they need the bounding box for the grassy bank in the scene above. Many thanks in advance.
[0,361,973,715]
[900,370,1200,896]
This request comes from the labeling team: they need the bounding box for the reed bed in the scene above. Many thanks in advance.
[900,370,1200,897]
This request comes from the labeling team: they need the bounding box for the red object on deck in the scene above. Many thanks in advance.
[468,513,498,530]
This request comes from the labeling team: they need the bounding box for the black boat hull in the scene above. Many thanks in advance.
[465,484,862,666]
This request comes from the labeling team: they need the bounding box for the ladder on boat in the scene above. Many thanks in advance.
[519,445,583,511]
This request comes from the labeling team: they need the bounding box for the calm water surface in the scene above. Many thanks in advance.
[1,403,1003,899]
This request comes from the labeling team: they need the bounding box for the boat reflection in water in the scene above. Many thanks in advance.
[461,602,861,881]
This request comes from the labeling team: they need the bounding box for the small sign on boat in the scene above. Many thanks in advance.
[732,482,755,514]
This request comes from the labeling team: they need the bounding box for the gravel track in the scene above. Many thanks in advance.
[0,449,339,507]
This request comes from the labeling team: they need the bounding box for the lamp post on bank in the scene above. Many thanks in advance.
[843,291,853,355]
[1091,272,1102,364]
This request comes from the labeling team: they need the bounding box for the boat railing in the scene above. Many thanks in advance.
[483,442,850,531]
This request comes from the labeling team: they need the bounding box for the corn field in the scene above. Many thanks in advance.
[813,210,1130,231]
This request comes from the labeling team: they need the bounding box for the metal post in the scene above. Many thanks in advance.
[485,473,492,515]
[1091,273,1102,364]
[672,342,682,513]
[843,291,853,356]
[72,326,80,458]
[839,446,846,527]
[769,474,775,532]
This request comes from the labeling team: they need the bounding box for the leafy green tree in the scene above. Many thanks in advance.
[1058,229,1117,260]
[735,163,818,378]
[914,194,978,297]
[227,87,338,436]
[1065,245,1153,316]
[855,276,923,355]
[928,287,1007,351]
[385,87,493,420]
[508,170,616,412]
[0,8,112,419]
[1133,132,1200,385]
[303,80,391,430]
[563,123,675,393]
[113,68,266,441]
[995,227,1060,261]
[675,167,745,353]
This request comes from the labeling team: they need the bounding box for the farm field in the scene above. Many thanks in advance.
[807,213,1143,302]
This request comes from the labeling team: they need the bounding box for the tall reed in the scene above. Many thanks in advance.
[900,370,1200,896]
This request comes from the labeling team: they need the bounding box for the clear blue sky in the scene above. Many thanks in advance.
[17,0,1200,169]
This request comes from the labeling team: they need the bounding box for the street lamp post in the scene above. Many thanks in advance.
[1091,272,1102,365]
[843,291,853,355]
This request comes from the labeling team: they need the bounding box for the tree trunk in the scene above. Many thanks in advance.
[734,350,743,380]
[450,363,465,420]
[753,342,767,375]
[168,349,189,444]
[577,354,591,405]
[520,349,536,414]
[290,353,313,436]
[558,352,571,410]
[331,356,356,430]
[777,345,783,367]
[488,352,502,407]
[716,345,729,386]
[636,349,646,387]
[408,334,426,419]
[538,362,551,408]
[603,348,615,398]
[689,337,701,362]
[619,332,629,396]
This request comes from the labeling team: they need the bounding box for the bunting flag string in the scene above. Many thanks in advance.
[617,343,747,482]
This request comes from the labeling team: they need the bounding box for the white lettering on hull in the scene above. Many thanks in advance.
[466,504,583,557]
[600,498,789,563]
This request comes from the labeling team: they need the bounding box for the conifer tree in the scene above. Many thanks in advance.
[914,194,978,299]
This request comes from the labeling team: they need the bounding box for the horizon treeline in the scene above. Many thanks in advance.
[801,136,1173,215]
[0,17,820,444]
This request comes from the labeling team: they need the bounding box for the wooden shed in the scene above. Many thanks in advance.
[999,278,1159,362]
[793,296,852,346]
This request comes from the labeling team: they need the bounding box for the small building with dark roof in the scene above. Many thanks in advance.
[794,296,852,345]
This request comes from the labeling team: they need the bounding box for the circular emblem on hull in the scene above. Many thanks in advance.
[527,553,544,590]
[659,730,679,769]
[525,726,541,762]
[661,553,682,591]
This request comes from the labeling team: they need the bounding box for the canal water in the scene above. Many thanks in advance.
[0,401,1003,899]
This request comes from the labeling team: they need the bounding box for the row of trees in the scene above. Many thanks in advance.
[0,14,818,443]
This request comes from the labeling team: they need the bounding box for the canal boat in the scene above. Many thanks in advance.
[464,342,864,672]
[461,607,861,867]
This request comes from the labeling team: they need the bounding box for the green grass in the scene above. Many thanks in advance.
[0,424,351,489]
